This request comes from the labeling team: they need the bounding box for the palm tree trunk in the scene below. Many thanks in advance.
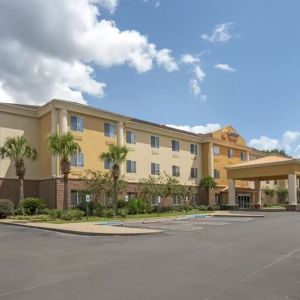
[63,174,69,210]
[113,178,118,217]
[19,176,24,202]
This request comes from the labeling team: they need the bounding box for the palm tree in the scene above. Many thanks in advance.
[48,132,80,210]
[100,144,128,216]
[0,136,37,201]
[199,176,217,205]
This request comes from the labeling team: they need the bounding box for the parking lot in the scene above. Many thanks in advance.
[0,212,300,300]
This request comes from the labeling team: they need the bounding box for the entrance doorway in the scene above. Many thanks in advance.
[238,194,250,209]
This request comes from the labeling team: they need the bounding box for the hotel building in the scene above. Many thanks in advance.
[0,99,289,209]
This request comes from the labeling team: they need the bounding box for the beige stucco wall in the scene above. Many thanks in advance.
[0,111,40,179]
[67,111,118,178]
[124,125,202,185]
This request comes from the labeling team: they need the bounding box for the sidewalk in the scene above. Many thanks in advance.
[0,219,162,236]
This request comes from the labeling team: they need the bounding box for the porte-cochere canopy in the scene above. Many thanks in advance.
[226,155,300,211]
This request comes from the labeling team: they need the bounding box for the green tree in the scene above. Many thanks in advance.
[0,136,37,201]
[82,169,127,206]
[199,176,217,205]
[48,132,80,209]
[100,144,128,216]
[262,149,287,156]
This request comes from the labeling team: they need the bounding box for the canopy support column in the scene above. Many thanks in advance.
[227,179,238,210]
[287,174,299,211]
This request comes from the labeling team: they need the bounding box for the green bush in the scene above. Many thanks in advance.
[103,209,114,218]
[48,209,63,220]
[126,198,151,214]
[197,205,208,211]
[19,198,46,215]
[77,200,103,216]
[117,208,127,218]
[60,209,84,221]
[0,199,14,219]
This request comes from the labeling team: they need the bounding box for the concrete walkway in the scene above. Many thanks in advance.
[0,219,162,236]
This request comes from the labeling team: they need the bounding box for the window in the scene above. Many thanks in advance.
[126,160,136,173]
[104,158,113,170]
[213,146,220,156]
[127,192,137,200]
[126,131,136,144]
[104,123,116,137]
[214,169,220,179]
[71,190,90,207]
[71,152,84,167]
[172,140,180,152]
[191,167,198,179]
[190,144,198,155]
[151,163,160,175]
[173,194,181,205]
[151,195,160,205]
[215,194,221,206]
[274,180,278,185]
[190,194,197,205]
[266,180,270,184]
[151,136,160,148]
[70,115,84,132]
[172,165,180,177]
[227,149,234,159]
[240,151,247,161]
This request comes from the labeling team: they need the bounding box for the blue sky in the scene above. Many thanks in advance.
[1,0,300,155]
[91,0,300,153]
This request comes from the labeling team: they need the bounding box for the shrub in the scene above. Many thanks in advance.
[0,199,14,219]
[19,198,46,215]
[60,209,84,221]
[117,208,127,218]
[198,205,208,211]
[48,209,63,220]
[125,198,151,215]
[103,209,114,218]
[77,200,103,216]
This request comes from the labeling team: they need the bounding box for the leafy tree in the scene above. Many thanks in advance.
[262,149,287,156]
[0,136,37,201]
[48,132,80,209]
[200,176,217,190]
[82,169,127,206]
[100,144,128,216]
[199,176,217,205]
[139,173,181,205]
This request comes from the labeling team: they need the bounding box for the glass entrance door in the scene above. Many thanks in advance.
[238,194,250,209]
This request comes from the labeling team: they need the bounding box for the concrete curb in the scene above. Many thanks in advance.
[213,214,265,218]
[0,221,163,236]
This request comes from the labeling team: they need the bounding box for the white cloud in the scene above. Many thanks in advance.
[155,1,160,8]
[214,64,236,72]
[189,79,201,97]
[156,49,178,72]
[194,65,206,81]
[249,130,300,157]
[180,54,200,65]
[201,23,234,43]
[165,123,221,134]
[0,0,177,105]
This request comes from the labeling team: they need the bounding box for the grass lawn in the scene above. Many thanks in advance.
[9,209,212,224]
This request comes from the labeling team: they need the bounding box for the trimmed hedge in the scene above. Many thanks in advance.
[0,199,14,219]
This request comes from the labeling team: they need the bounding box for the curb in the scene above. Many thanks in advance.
[0,221,163,236]
[213,214,265,218]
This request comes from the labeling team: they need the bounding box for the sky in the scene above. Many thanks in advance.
[0,0,300,156]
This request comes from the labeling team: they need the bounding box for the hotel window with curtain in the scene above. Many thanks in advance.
[240,151,247,161]
[104,158,113,170]
[172,165,180,177]
[71,152,84,167]
[213,146,220,156]
[126,131,136,144]
[70,115,84,132]
[191,167,198,179]
[227,149,234,159]
[104,123,116,137]
[190,144,198,155]
[214,169,220,179]
[151,163,160,175]
[126,160,136,173]
[172,140,180,152]
[151,136,160,148]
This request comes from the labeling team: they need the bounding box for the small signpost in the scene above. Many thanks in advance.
[86,194,91,221]
[124,195,129,218]
[157,196,161,216]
